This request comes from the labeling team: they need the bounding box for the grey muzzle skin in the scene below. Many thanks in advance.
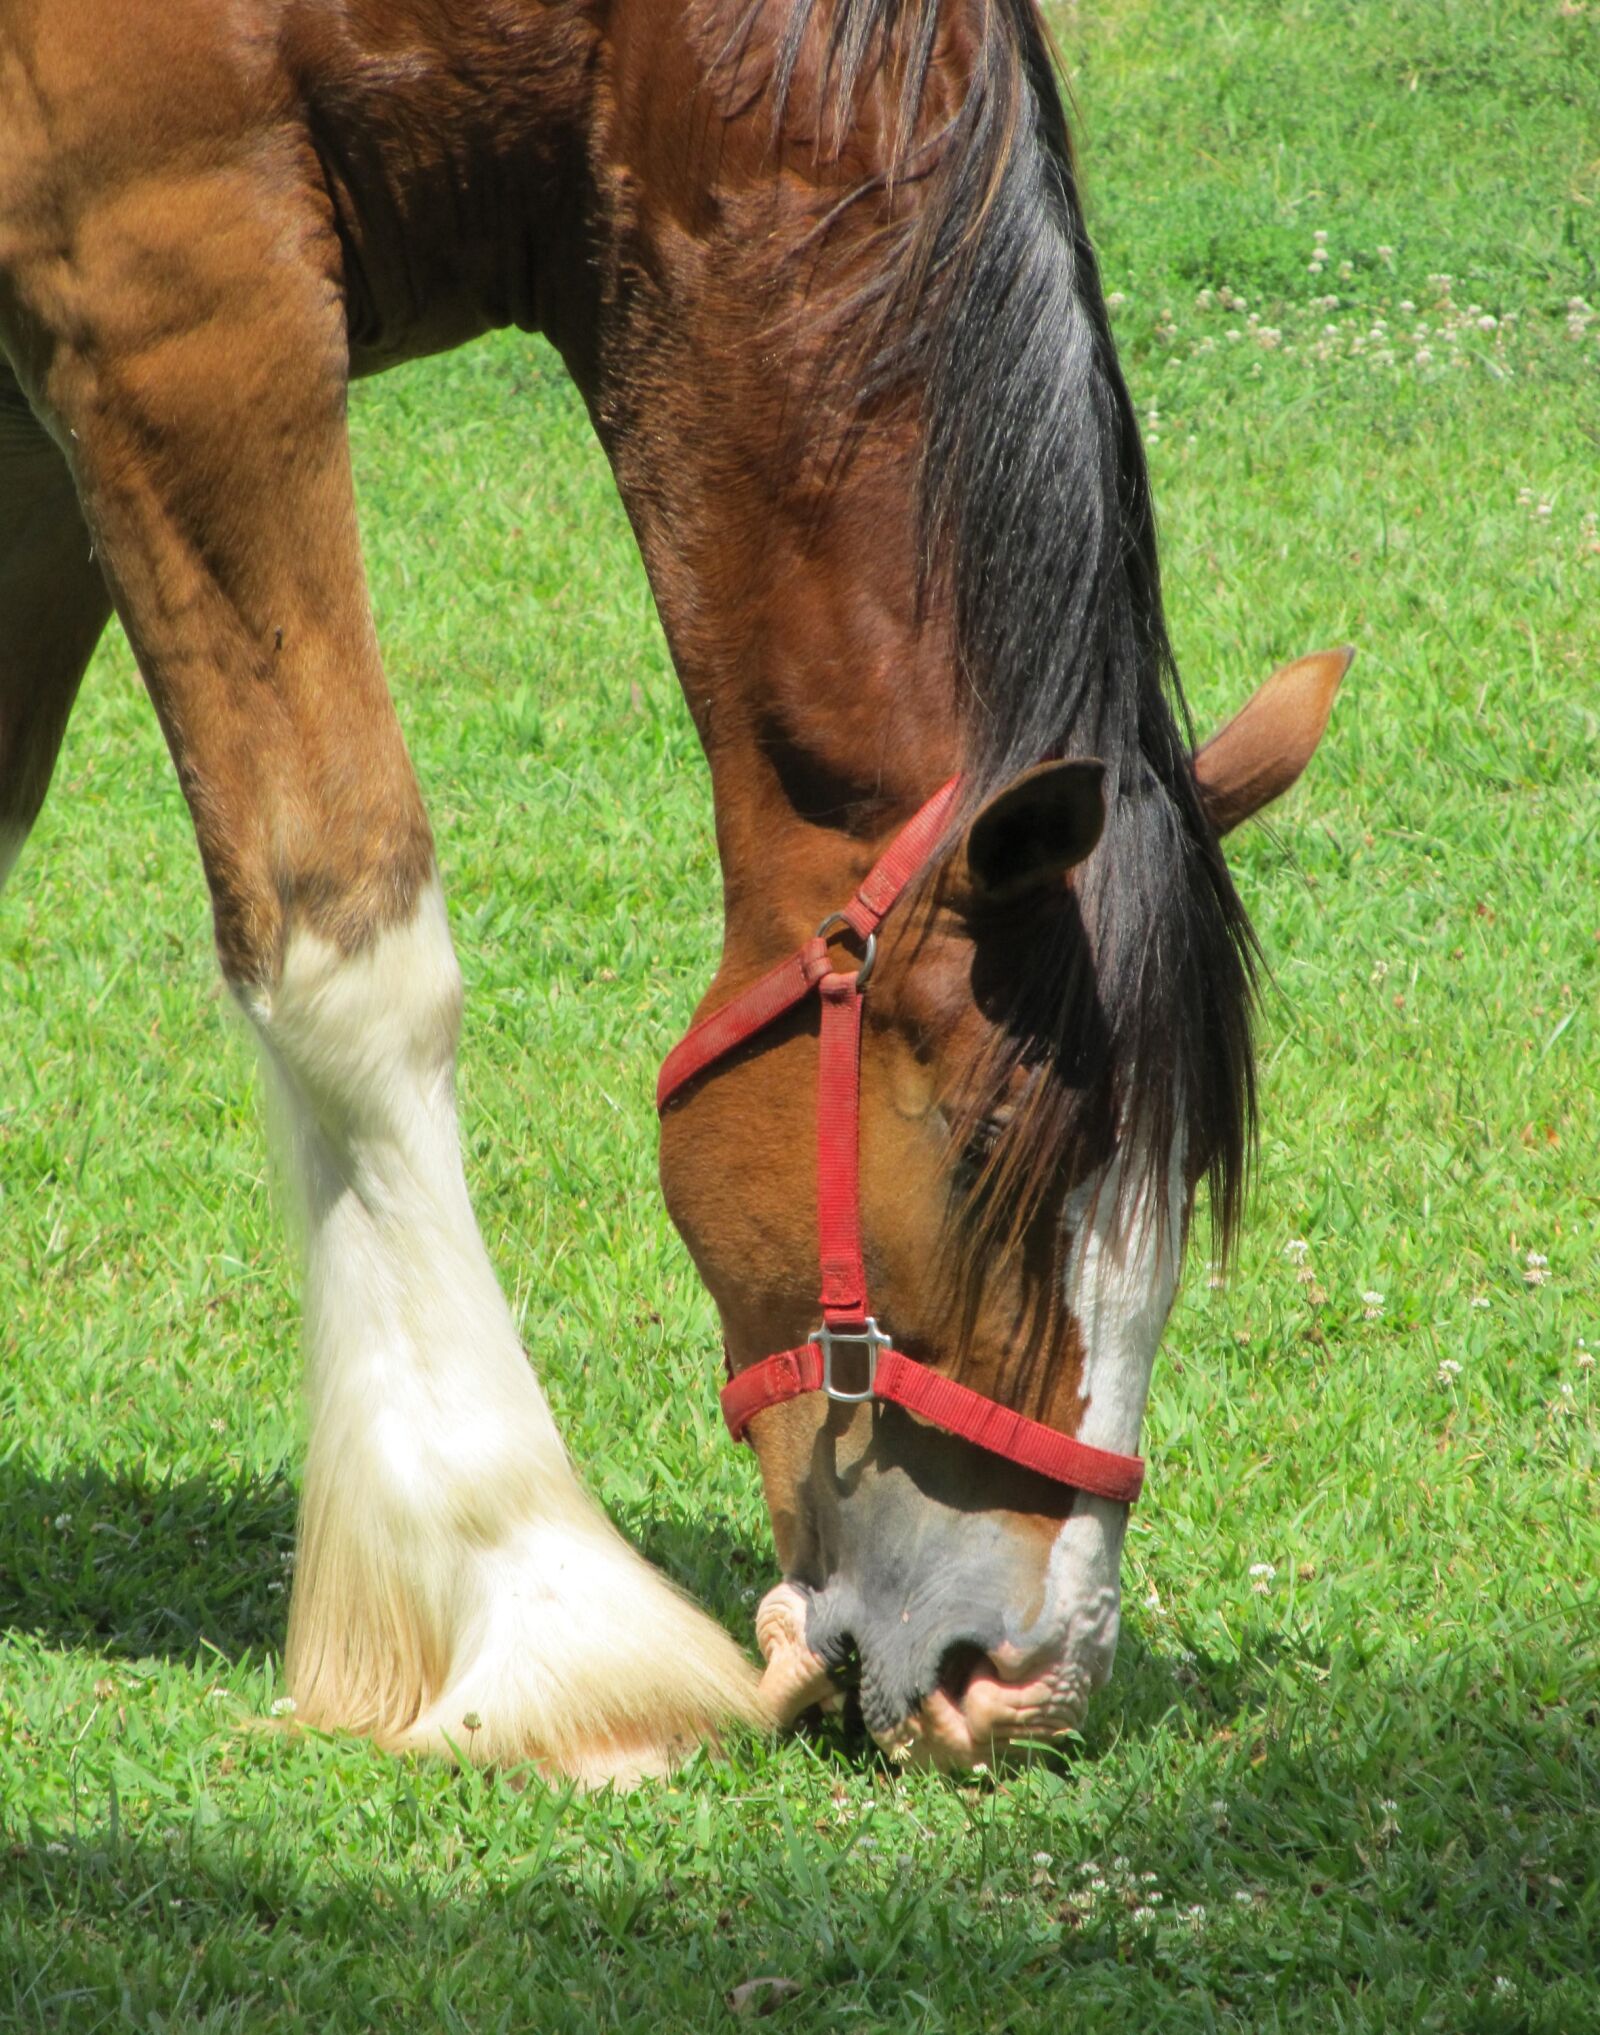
[779,1405,1080,1742]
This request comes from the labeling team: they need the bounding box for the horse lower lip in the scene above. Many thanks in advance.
[869,1663,1086,1768]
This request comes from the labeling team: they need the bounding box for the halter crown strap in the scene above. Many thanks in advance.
[656,775,1146,1504]
[656,778,963,1113]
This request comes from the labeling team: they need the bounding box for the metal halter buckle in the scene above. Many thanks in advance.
[813,911,877,989]
[812,1317,891,1403]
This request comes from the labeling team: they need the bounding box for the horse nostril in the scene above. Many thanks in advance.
[935,1641,995,1710]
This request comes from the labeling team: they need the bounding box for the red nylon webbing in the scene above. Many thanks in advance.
[815,975,867,1324]
[847,776,965,929]
[719,1345,1145,1503]
[656,938,830,1112]
[719,1342,825,1438]
[656,777,962,1115]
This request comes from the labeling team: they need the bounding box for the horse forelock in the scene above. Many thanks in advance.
[717,0,1258,1263]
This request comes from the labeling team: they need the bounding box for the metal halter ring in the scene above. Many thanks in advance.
[812,1317,892,1403]
[814,912,877,989]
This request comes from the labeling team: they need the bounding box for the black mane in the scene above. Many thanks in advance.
[752,0,1258,1248]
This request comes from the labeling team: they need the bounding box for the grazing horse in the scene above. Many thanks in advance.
[0,0,1345,1778]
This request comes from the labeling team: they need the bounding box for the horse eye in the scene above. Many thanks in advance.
[965,1115,1007,1162]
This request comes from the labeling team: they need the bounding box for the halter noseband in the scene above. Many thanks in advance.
[656,778,1144,1506]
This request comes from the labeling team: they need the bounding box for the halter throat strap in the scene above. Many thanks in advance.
[656,777,1145,1506]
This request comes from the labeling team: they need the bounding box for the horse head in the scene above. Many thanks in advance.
[660,649,1347,1763]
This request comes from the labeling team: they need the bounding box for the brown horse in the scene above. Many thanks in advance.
[0,0,1345,1778]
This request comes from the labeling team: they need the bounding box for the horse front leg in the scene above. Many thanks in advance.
[2,162,759,1781]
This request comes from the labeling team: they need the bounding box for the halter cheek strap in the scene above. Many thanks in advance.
[656,777,1145,1506]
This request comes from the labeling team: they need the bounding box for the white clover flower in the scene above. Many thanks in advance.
[1415,347,1434,365]
[1107,290,1127,309]
[270,1696,298,1716]
[1437,1358,1463,1383]
[1033,1852,1053,1868]
[1132,1905,1158,1926]
[1471,1295,1491,1310]
[1284,1238,1310,1263]
[1478,313,1498,330]
[1234,1889,1253,1906]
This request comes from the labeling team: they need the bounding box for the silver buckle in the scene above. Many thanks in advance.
[812,1317,890,1403]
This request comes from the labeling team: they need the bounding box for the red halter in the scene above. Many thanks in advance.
[656,779,1145,1505]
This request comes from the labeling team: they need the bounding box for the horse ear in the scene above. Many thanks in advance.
[961,759,1106,908]
[1193,647,1352,835]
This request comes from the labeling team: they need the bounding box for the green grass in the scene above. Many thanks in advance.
[2,1,1596,2027]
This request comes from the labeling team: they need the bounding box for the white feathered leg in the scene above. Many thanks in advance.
[244,877,761,1782]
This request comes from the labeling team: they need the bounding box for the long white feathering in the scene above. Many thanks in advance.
[244,879,763,1782]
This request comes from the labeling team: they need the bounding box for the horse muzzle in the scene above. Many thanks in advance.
[754,1495,1125,1768]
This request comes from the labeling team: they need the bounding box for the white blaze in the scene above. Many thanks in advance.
[1040,1136,1186,1702]
[242,877,756,1777]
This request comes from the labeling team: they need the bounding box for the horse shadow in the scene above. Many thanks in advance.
[0,1454,297,1664]
[0,1452,771,1669]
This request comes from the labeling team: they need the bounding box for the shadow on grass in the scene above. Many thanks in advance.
[0,1456,771,1670]
[0,1458,297,1663]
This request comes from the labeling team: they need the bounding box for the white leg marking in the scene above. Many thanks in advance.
[1040,1137,1187,1703]
[245,879,759,1779]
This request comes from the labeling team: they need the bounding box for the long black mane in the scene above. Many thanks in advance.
[750,0,1257,1248]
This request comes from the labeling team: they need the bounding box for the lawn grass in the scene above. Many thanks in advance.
[2,2,1596,2028]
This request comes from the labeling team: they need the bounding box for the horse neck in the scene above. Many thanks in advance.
[570,9,971,958]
